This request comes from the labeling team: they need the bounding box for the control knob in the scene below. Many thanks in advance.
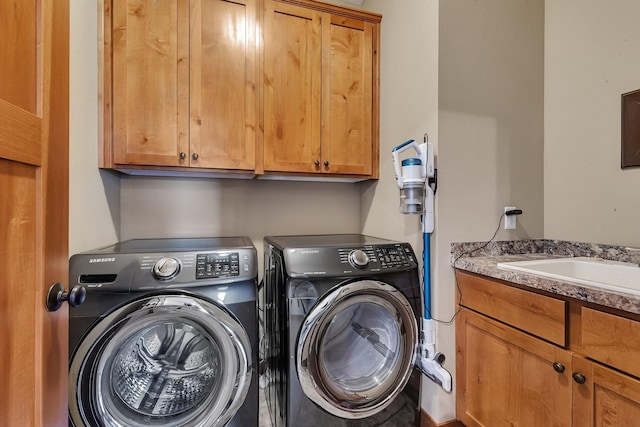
[348,249,369,269]
[152,257,181,281]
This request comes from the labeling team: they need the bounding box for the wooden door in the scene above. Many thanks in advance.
[321,14,373,175]
[263,1,321,173]
[456,308,572,427]
[0,0,69,425]
[572,355,640,426]
[190,0,257,170]
[111,0,190,167]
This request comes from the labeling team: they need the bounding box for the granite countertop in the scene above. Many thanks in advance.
[451,239,640,316]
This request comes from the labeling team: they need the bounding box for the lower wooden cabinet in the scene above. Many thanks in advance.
[572,353,640,425]
[456,308,572,427]
[456,270,640,426]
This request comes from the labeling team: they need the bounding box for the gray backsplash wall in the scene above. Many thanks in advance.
[119,176,362,274]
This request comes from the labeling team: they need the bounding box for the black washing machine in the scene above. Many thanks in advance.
[68,237,258,427]
[263,234,422,427]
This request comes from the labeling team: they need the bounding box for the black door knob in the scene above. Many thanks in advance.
[46,282,86,312]
[552,362,565,373]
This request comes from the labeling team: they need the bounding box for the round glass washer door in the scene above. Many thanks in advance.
[69,293,252,427]
[296,280,418,419]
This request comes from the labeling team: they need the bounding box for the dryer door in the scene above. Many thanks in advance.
[69,293,252,427]
[296,280,418,419]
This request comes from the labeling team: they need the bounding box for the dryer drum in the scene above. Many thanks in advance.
[296,280,418,419]
[69,294,252,427]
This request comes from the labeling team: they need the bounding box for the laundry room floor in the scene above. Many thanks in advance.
[259,387,272,427]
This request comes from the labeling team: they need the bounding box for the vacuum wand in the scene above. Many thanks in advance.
[391,134,452,393]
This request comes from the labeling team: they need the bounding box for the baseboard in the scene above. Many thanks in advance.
[420,408,465,427]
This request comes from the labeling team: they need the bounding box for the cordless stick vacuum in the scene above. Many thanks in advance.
[392,135,452,392]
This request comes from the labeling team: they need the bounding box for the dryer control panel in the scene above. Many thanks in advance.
[283,243,418,278]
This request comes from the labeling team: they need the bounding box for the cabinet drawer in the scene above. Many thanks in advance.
[456,271,566,346]
[580,307,640,378]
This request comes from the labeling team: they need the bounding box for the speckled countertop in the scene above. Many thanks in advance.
[451,239,640,315]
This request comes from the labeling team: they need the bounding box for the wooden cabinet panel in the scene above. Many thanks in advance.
[112,0,189,166]
[322,15,373,175]
[191,0,256,170]
[572,354,640,426]
[456,308,572,427]
[263,0,380,177]
[457,271,567,346]
[579,307,640,379]
[263,1,321,173]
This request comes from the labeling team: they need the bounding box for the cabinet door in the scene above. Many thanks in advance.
[190,0,256,170]
[263,1,322,173]
[572,354,640,426]
[112,0,190,166]
[456,308,572,427]
[0,0,69,424]
[321,15,373,175]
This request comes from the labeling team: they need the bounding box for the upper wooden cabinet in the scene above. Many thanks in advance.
[262,0,380,177]
[101,0,381,179]
[102,0,257,172]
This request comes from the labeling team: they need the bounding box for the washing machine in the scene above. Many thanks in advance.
[263,234,422,427]
[68,237,258,427]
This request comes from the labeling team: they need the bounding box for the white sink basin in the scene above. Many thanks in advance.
[497,257,640,296]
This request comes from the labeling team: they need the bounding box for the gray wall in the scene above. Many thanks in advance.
[545,0,640,246]
[361,0,545,422]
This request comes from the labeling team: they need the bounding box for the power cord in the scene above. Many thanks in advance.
[426,210,513,324]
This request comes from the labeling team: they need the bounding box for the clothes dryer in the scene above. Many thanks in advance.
[68,237,258,427]
[263,234,421,427]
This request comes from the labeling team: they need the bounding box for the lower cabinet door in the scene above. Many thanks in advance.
[572,354,640,426]
[456,308,572,427]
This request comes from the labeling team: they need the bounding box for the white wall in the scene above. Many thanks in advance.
[437,0,545,422]
[545,0,640,246]
[120,176,361,272]
[359,0,451,420]
[361,0,545,422]
[69,0,119,255]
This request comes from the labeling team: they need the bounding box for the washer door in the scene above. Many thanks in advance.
[296,280,418,419]
[69,294,252,427]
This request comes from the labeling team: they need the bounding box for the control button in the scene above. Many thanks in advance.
[152,257,181,281]
[348,249,369,269]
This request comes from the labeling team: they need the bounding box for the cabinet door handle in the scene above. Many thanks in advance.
[192,153,199,161]
[324,160,329,167]
[552,362,565,373]
[179,152,186,159]
[572,372,586,384]
[314,160,320,167]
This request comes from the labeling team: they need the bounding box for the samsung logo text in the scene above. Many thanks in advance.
[89,257,116,263]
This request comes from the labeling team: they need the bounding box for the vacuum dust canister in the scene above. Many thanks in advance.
[399,158,425,214]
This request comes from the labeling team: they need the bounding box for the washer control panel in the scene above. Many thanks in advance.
[69,237,257,292]
[196,252,240,279]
